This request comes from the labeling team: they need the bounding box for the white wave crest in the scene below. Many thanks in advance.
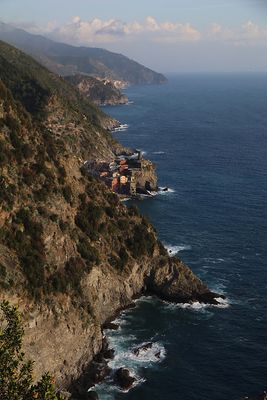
[158,187,175,195]
[153,151,166,155]
[129,342,166,363]
[164,296,230,312]
[164,244,192,256]
[113,124,129,132]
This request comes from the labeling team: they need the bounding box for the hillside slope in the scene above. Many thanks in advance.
[65,75,129,106]
[0,22,167,86]
[0,41,215,393]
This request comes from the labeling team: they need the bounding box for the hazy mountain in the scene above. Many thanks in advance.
[0,22,167,85]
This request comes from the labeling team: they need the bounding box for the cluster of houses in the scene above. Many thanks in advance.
[84,151,157,197]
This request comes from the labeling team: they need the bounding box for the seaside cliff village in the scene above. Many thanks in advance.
[84,151,158,198]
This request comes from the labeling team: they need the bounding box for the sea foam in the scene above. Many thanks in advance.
[158,187,175,195]
[164,243,192,256]
[163,296,230,312]
[113,123,129,132]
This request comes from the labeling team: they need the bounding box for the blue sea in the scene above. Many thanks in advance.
[96,74,267,400]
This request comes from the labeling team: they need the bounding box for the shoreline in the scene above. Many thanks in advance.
[66,95,223,399]
[68,288,223,398]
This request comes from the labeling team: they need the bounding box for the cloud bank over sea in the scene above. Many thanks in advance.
[16,16,267,47]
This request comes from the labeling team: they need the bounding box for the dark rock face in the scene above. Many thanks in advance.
[114,368,137,391]
[86,391,99,400]
[102,321,119,331]
[146,257,221,304]
[103,349,115,360]
[91,363,112,384]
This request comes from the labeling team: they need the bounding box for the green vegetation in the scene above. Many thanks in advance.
[0,40,112,129]
[0,301,65,400]
[127,224,156,258]
[0,40,160,305]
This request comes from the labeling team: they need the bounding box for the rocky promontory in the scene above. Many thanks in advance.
[65,75,129,106]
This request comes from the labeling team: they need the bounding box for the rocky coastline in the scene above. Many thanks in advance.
[64,259,221,399]
[0,40,221,400]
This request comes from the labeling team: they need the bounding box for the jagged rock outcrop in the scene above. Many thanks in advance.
[0,40,216,392]
[65,75,129,106]
[134,159,158,192]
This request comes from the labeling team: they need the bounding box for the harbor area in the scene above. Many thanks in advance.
[84,151,158,198]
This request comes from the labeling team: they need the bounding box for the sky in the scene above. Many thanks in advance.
[1,0,267,72]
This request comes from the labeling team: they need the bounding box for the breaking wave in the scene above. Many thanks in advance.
[158,187,175,195]
[164,243,192,256]
[113,124,129,132]
[163,296,230,312]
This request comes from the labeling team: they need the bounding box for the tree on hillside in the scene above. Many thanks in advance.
[0,300,65,400]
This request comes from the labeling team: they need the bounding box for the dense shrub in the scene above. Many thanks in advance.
[128,205,139,217]
[59,219,68,232]
[77,238,100,267]
[75,203,104,240]
[105,206,115,218]
[0,140,8,166]
[106,192,119,207]
[5,209,46,295]
[127,223,156,258]
[0,178,16,209]
[62,185,73,204]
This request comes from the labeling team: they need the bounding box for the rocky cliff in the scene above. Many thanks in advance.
[65,75,129,106]
[0,41,216,392]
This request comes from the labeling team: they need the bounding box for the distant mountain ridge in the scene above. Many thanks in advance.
[0,22,167,86]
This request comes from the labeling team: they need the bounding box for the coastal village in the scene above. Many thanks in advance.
[84,151,158,198]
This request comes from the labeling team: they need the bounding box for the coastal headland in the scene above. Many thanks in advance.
[0,40,220,398]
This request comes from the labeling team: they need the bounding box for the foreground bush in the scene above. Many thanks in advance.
[0,301,65,400]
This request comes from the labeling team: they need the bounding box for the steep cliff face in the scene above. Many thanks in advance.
[0,41,215,390]
[134,159,158,191]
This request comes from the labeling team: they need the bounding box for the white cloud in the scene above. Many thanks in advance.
[35,16,202,45]
[14,17,267,47]
[206,20,267,45]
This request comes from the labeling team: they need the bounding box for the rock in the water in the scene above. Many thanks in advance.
[86,391,99,400]
[114,368,136,390]
[91,363,111,384]
[103,321,120,330]
[103,348,115,360]
[133,342,153,356]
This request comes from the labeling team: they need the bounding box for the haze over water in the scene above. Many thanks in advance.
[99,74,267,400]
